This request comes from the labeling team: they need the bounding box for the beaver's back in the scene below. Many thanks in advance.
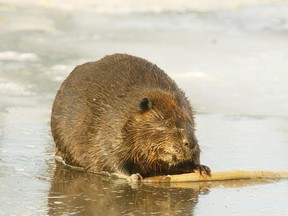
[66,53,179,104]
[51,53,194,173]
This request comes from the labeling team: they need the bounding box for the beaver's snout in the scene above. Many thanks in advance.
[183,138,197,150]
[180,123,198,150]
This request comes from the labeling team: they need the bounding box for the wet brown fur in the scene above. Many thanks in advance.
[51,54,210,178]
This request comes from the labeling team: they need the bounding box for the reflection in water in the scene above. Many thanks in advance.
[48,163,208,215]
[48,163,276,215]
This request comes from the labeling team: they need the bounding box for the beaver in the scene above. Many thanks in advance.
[51,53,211,178]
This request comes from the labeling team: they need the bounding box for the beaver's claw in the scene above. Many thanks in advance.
[194,164,211,177]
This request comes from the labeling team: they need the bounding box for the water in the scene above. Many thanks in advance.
[0,1,288,215]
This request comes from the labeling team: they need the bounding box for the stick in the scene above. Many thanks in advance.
[144,170,288,183]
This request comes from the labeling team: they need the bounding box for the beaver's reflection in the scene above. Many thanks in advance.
[48,164,209,216]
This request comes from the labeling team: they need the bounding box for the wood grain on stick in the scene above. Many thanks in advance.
[144,170,288,183]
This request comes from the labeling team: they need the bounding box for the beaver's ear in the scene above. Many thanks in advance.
[139,97,152,112]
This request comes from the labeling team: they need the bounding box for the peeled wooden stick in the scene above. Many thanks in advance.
[144,170,288,183]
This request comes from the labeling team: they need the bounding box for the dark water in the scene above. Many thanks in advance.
[0,1,288,215]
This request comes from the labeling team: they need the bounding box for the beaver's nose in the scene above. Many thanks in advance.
[183,138,196,149]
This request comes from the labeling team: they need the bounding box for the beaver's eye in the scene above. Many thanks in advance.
[165,120,173,128]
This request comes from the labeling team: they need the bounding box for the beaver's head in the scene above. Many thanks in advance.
[122,90,200,174]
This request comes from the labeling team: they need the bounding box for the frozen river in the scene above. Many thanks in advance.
[0,0,288,215]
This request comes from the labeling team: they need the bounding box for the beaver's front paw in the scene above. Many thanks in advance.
[193,164,211,176]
